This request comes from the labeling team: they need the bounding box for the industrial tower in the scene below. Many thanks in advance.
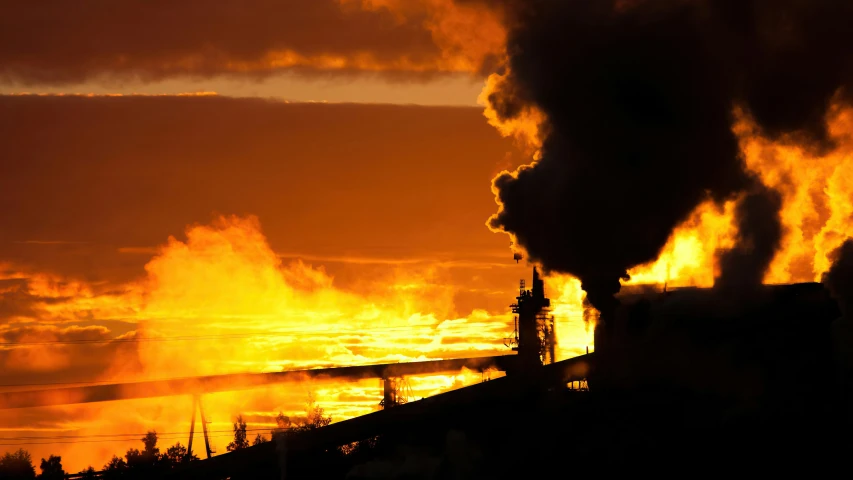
[379,377,412,410]
[508,266,557,372]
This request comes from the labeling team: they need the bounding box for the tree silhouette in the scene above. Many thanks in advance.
[163,442,197,465]
[36,455,64,480]
[125,430,161,470]
[275,412,292,429]
[252,433,268,446]
[141,431,159,461]
[268,393,333,438]
[295,391,332,431]
[0,396,340,478]
[100,433,195,478]
[102,455,127,479]
[124,448,142,468]
[77,466,97,480]
[226,415,250,452]
[0,449,36,479]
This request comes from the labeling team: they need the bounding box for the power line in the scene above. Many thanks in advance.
[0,427,273,442]
[0,424,313,446]
[0,432,259,446]
[0,427,292,446]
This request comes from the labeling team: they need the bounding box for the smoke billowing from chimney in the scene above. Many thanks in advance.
[715,179,784,290]
[822,239,853,311]
[485,0,853,312]
[822,239,853,379]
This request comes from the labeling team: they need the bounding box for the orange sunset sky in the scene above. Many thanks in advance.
[0,0,593,471]
[5,0,853,473]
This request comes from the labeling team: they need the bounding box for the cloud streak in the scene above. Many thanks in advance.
[0,0,502,85]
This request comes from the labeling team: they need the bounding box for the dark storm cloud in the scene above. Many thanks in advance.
[486,0,853,311]
[0,0,451,84]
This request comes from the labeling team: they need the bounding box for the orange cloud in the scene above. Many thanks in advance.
[0,0,504,85]
[0,215,591,472]
[0,95,590,471]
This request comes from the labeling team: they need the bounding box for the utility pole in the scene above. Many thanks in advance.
[198,395,213,459]
[185,394,213,459]
[186,395,198,460]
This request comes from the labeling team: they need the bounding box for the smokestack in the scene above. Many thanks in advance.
[532,266,543,298]
[486,0,853,312]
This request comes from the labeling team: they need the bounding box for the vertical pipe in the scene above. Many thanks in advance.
[549,316,557,365]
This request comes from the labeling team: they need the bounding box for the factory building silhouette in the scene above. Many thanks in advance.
[2,262,850,478]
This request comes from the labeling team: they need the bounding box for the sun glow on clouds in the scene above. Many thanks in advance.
[0,215,594,471]
[135,215,510,375]
[338,0,506,74]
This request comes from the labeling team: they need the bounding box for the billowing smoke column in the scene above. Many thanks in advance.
[715,180,783,291]
[822,238,853,414]
[823,239,853,316]
[485,0,853,313]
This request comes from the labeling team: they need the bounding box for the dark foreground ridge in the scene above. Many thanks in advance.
[167,355,591,480]
[157,282,852,479]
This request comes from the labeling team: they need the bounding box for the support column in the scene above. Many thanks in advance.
[186,395,198,461]
[381,377,397,409]
[275,430,288,480]
[197,394,213,459]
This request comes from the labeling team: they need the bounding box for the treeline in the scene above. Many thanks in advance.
[224,393,333,452]
[0,432,199,480]
[0,451,63,480]
[0,395,365,479]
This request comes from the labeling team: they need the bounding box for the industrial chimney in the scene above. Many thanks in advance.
[509,267,556,373]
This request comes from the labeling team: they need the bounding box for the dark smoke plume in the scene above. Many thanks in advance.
[582,296,599,327]
[715,180,784,290]
[485,0,853,312]
[822,239,853,416]
[823,239,853,310]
